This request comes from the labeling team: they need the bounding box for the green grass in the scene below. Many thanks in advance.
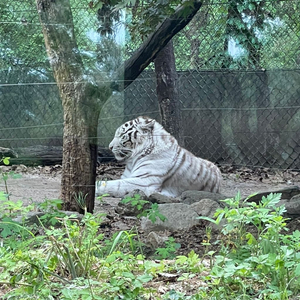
[0,188,300,299]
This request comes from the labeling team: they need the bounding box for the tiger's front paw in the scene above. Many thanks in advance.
[95,181,107,196]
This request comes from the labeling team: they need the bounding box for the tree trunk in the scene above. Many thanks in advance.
[36,0,110,213]
[154,40,184,146]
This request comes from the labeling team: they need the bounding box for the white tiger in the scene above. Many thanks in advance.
[96,116,222,198]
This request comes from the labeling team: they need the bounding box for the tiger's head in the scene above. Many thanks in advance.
[109,116,156,162]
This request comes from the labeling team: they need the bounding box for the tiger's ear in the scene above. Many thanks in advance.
[137,118,155,133]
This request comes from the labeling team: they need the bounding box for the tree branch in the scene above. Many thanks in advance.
[113,1,203,91]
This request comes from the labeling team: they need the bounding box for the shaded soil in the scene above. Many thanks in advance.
[1,163,300,257]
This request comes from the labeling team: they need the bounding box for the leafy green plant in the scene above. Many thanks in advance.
[97,193,109,205]
[45,212,106,279]
[162,289,188,300]
[0,210,155,299]
[0,218,35,245]
[103,228,144,256]
[3,184,300,300]
[0,192,35,244]
[176,250,203,274]
[37,198,63,212]
[0,157,22,197]
[121,193,167,223]
[37,198,65,226]
[0,197,34,218]
[144,202,167,223]
[199,192,300,299]
[73,191,88,213]
[0,156,10,165]
[155,237,181,259]
[121,193,150,211]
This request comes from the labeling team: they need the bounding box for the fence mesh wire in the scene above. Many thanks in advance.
[0,0,300,169]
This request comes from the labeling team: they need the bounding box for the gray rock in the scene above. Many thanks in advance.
[141,203,199,233]
[111,221,131,231]
[190,198,221,218]
[283,194,300,218]
[43,166,52,174]
[277,199,289,208]
[181,190,227,205]
[145,231,170,249]
[290,194,300,202]
[190,198,225,230]
[285,201,300,218]
[11,165,18,171]
[12,211,45,225]
[0,166,10,173]
[15,164,27,173]
[148,193,180,204]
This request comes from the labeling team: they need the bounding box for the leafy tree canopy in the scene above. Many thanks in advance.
[1,0,299,73]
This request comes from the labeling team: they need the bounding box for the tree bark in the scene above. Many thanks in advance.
[0,147,18,159]
[154,40,184,146]
[115,0,203,91]
[36,0,110,213]
[36,0,202,212]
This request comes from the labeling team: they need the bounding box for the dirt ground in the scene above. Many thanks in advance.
[1,164,300,257]
[2,164,300,204]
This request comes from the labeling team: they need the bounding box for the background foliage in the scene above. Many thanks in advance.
[0,0,300,168]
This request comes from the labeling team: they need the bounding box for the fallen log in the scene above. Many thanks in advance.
[0,147,18,158]
[7,145,114,166]
[10,145,62,166]
[245,186,300,203]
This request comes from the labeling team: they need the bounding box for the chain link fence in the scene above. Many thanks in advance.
[1,0,300,169]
